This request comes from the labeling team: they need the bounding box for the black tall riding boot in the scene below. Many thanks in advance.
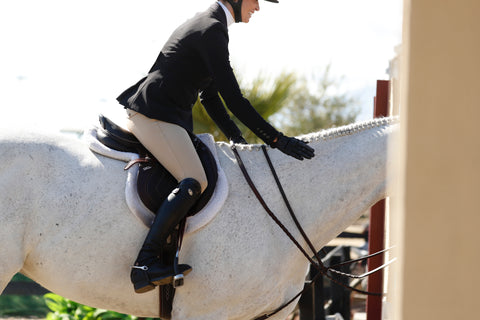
[130,178,202,293]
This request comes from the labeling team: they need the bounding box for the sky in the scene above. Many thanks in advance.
[0,0,403,132]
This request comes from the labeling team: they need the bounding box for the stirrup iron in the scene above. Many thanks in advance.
[173,274,184,288]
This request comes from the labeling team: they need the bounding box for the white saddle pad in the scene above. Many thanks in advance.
[84,127,228,234]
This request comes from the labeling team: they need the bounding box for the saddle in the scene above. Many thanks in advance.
[95,115,218,319]
[96,114,218,216]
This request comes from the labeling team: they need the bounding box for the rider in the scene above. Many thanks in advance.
[117,0,315,294]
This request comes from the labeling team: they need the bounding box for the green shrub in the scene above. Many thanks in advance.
[0,294,49,317]
[44,293,139,320]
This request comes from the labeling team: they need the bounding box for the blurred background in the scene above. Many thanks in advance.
[0,0,402,133]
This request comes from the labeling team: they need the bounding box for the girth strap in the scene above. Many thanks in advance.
[158,218,188,319]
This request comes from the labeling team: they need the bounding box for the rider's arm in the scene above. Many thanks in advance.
[200,85,245,143]
[199,24,280,145]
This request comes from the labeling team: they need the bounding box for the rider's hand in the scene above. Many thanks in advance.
[271,134,315,160]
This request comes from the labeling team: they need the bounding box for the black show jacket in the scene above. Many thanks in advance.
[117,2,279,144]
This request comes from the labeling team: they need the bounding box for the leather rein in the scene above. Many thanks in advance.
[231,144,394,320]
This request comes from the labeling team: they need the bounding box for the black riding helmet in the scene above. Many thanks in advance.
[225,0,279,23]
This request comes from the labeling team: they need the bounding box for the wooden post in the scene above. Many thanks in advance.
[366,80,390,320]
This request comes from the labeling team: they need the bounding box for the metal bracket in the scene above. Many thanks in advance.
[173,274,184,288]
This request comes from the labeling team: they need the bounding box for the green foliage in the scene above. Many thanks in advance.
[0,295,49,317]
[43,293,151,320]
[0,274,50,317]
[193,67,359,143]
[11,273,32,282]
[271,65,360,136]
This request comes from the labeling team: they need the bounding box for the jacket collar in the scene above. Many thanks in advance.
[217,1,235,26]
[209,2,228,27]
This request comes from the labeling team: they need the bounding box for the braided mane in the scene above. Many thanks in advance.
[299,116,400,143]
[218,116,400,151]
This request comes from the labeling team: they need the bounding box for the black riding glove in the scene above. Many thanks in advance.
[271,134,315,160]
[231,135,248,144]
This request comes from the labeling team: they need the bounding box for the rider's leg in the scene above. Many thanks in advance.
[126,110,208,192]
[125,110,207,293]
[131,178,201,293]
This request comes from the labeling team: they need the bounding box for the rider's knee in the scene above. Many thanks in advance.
[192,171,208,194]
[183,176,207,194]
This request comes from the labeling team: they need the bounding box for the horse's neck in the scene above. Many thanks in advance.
[217,117,398,251]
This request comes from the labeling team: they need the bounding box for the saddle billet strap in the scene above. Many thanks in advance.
[230,145,389,320]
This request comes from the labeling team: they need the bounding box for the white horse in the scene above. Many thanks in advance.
[0,117,399,320]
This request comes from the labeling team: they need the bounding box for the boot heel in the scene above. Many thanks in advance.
[131,266,156,294]
[150,274,174,286]
[130,178,201,293]
[134,281,156,294]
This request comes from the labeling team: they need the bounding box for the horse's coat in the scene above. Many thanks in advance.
[0,117,399,320]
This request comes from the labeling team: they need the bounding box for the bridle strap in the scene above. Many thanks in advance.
[231,145,389,319]
[261,145,396,279]
[231,145,319,268]
[261,146,326,269]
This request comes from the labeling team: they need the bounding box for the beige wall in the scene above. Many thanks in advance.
[390,0,480,319]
